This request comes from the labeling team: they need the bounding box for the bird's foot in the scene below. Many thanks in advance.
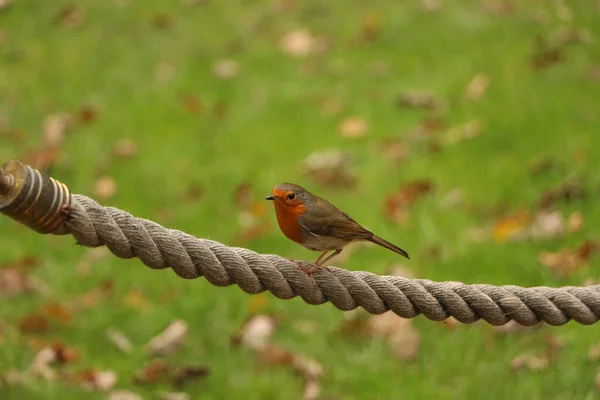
[290,259,330,287]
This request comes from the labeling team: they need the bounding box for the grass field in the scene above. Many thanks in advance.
[1,1,600,399]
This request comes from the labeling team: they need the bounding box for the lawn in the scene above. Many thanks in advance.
[1,0,600,399]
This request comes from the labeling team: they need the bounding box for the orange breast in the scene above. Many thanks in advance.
[273,202,306,245]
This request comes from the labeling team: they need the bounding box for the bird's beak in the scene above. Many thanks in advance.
[265,195,275,201]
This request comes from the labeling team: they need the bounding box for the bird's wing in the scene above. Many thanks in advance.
[299,197,373,240]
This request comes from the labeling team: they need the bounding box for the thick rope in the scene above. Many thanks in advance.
[51,194,600,327]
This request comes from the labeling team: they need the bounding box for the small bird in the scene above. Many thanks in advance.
[266,183,409,273]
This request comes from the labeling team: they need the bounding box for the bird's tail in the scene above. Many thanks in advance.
[368,235,410,259]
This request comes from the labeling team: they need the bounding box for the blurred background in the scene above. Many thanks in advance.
[1,0,599,398]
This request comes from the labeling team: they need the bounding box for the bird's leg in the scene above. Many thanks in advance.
[313,250,330,266]
[316,249,342,266]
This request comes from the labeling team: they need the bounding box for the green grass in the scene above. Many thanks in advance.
[1,0,600,398]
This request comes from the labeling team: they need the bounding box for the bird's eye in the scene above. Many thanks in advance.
[287,193,295,200]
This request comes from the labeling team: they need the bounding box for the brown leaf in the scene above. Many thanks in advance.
[79,369,119,392]
[43,302,72,325]
[338,116,368,139]
[59,5,85,29]
[146,320,188,356]
[71,279,113,310]
[19,314,49,334]
[0,268,33,298]
[421,0,442,12]
[106,328,133,353]
[588,343,600,362]
[360,13,380,42]
[538,240,600,278]
[107,390,143,400]
[494,320,543,335]
[171,366,210,388]
[530,210,564,240]
[510,353,550,372]
[567,211,584,233]
[213,59,239,80]
[397,91,441,110]
[0,0,12,11]
[43,113,71,148]
[112,139,138,159]
[76,106,98,125]
[232,315,276,350]
[302,149,356,188]
[279,30,316,58]
[538,181,586,209]
[182,95,202,115]
[464,73,489,100]
[444,119,483,145]
[531,35,564,70]
[30,347,58,380]
[367,311,420,361]
[234,182,253,208]
[384,179,434,224]
[50,342,80,364]
[492,210,530,242]
[94,176,117,200]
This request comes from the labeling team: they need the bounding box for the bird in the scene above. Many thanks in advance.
[265,183,409,275]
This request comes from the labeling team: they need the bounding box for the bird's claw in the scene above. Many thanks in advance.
[290,259,330,288]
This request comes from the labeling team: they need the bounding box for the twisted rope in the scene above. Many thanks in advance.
[52,194,600,327]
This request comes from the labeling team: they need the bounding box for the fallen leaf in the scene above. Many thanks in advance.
[338,116,368,139]
[147,320,188,356]
[530,210,564,240]
[494,320,543,335]
[510,353,550,372]
[531,35,564,70]
[538,240,600,278]
[107,390,143,400]
[439,188,464,209]
[539,181,586,209]
[213,59,239,79]
[464,73,489,100]
[171,366,210,388]
[71,279,113,310]
[492,210,530,242]
[124,288,149,310]
[302,149,356,188]
[588,343,600,362]
[0,268,33,298]
[94,176,117,200]
[79,369,118,392]
[397,91,441,110]
[567,211,584,233]
[444,119,483,145]
[0,0,12,11]
[43,113,71,148]
[360,13,380,42]
[43,302,72,324]
[279,30,316,58]
[112,139,138,159]
[421,0,442,12]
[158,393,190,400]
[384,179,434,225]
[182,95,202,115]
[367,311,421,361]
[106,328,133,353]
[59,5,85,29]
[30,347,58,380]
[234,182,253,208]
[134,360,171,384]
[19,314,49,334]
[77,105,98,125]
[232,315,277,350]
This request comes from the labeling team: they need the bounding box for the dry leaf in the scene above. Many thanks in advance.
[107,390,143,400]
[112,139,138,159]
[398,91,441,110]
[59,5,85,29]
[279,30,316,58]
[0,268,33,298]
[538,240,600,278]
[492,210,530,242]
[302,149,356,188]
[234,182,253,208]
[19,314,49,334]
[134,360,208,387]
[43,113,71,148]
[539,181,586,209]
[530,210,564,240]
[158,393,190,400]
[338,116,368,139]
[360,13,380,42]
[567,211,583,233]
[232,315,276,350]
[439,188,464,209]
[367,311,420,361]
[421,0,443,12]
[510,353,550,372]
[464,73,489,100]
[106,328,133,353]
[213,59,239,79]
[445,119,483,145]
[30,347,58,380]
[79,369,118,392]
[147,320,188,356]
[94,176,117,200]
[171,366,210,388]
[588,342,600,362]
[183,95,202,115]
[0,0,12,11]
[71,279,113,311]
[77,105,98,125]
[384,179,434,224]
[494,320,543,335]
[43,302,72,324]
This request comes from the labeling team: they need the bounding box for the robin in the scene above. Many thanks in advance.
[266,183,409,275]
